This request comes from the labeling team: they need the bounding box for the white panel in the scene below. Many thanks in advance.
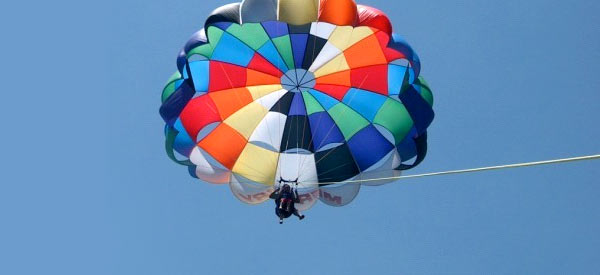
[194,167,231,185]
[190,146,227,170]
[274,153,320,212]
[249,112,287,152]
[275,153,318,189]
[308,43,342,72]
[190,147,231,184]
[310,22,336,39]
[255,89,287,109]
[319,182,361,207]
[295,188,320,212]
[229,174,274,205]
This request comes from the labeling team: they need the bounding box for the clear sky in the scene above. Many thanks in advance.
[2,0,600,274]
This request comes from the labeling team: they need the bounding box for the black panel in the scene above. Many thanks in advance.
[398,85,435,134]
[280,115,314,153]
[289,24,311,34]
[302,36,327,70]
[315,144,360,183]
[159,79,195,126]
[270,92,295,115]
[396,132,428,171]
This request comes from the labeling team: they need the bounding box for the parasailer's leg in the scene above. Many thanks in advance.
[292,208,305,220]
[276,208,285,224]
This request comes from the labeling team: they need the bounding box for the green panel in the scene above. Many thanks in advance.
[162,71,182,103]
[187,44,214,59]
[207,26,224,46]
[166,71,182,85]
[373,99,414,144]
[272,35,295,70]
[226,23,270,50]
[302,92,325,115]
[416,76,434,107]
[327,103,369,140]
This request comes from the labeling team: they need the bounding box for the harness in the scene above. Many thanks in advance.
[277,178,299,212]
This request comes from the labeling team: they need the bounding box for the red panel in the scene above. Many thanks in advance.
[350,65,388,95]
[375,31,406,62]
[209,61,247,92]
[384,48,406,62]
[375,31,390,49]
[313,84,350,101]
[247,53,283,77]
[357,5,393,35]
[179,95,221,140]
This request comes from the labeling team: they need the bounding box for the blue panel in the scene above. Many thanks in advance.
[173,119,196,157]
[211,32,255,67]
[342,88,387,121]
[309,89,339,110]
[347,125,394,171]
[396,127,417,161]
[388,64,414,95]
[290,34,308,69]
[212,22,233,31]
[390,33,421,77]
[288,93,307,116]
[177,30,208,72]
[261,21,289,38]
[174,79,184,91]
[189,61,209,92]
[188,165,199,178]
[258,41,289,72]
[308,112,345,151]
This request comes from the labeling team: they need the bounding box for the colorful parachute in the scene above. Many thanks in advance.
[160,0,434,209]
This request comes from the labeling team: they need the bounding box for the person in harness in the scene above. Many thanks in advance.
[270,178,305,224]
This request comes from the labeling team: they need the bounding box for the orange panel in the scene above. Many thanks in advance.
[316,70,351,86]
[208,88,253,120]
[319,0,358,26]
[198,124,247,170]
[344,35,387,69]
[246,69,281,86]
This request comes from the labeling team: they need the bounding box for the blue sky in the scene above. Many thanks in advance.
[2,0,600,274]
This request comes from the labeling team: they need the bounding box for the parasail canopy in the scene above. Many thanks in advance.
[160,0,435,209]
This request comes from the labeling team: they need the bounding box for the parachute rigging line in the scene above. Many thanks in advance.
[315,154,600,185]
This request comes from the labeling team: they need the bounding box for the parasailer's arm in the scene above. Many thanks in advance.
[269,188,280,199]
[293,188,300,203]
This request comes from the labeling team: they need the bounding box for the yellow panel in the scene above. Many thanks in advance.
[348,27,374,47]
[327,26,354,50]
[278,0,319,25]
[328,26,374,52]
[314,54,350,78]
[224,102,268,139]
[233,143,279,185]
[247,84,283,100]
